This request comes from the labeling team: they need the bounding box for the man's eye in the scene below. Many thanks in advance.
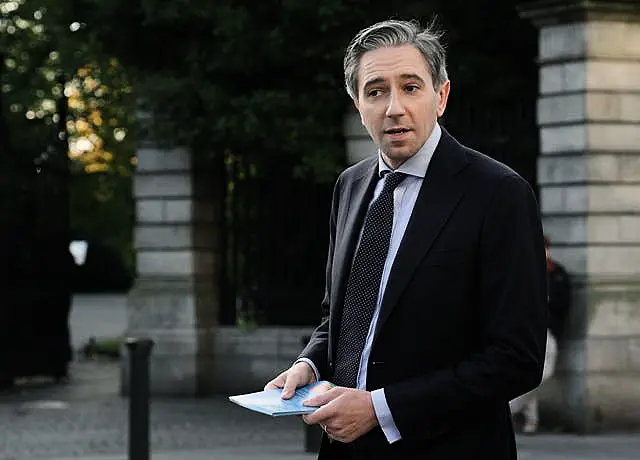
[368,89,382,97]
[405,85,419,92]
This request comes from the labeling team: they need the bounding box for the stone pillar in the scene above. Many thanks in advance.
[520,0,640,432]
[122,143,221,396]
[344,108,375,164]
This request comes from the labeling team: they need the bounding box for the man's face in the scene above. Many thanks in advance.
[355,45,450,168]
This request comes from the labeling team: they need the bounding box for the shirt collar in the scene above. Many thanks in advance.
[378,122,441,178]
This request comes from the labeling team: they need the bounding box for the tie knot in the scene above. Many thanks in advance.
[381,171,407,192]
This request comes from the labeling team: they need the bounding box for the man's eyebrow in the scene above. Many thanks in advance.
[399,73,426,85]
[363,74,426,90]
[363,77,386,89]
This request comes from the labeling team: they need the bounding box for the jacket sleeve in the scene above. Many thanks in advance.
[296,174,343,378]
[384,173,548,440]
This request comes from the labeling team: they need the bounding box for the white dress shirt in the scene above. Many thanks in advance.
[299,123,441,443]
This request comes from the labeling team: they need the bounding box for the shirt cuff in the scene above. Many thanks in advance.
[371,388,402,444]
[294,358,320,383]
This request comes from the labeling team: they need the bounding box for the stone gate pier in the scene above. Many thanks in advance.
[521,0,640,432]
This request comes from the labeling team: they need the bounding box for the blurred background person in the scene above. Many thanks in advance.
[510,235,571,433]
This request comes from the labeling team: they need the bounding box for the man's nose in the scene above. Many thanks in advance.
[386,92,406,117]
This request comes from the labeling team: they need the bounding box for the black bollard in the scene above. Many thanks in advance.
[301,335,323,453]
[125,337,154,460]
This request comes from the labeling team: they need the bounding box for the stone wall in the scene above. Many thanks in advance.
[522,0,640,432]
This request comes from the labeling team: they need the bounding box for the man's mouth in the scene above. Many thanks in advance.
[385,128,410,135]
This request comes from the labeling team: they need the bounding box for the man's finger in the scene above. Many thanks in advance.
[302,402,333,425]
[303,386,342,407]
[281,373,300,399]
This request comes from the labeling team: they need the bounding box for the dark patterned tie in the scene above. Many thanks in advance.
[333,171,407,388]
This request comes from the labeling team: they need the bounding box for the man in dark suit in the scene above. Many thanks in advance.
[264,19,548,459]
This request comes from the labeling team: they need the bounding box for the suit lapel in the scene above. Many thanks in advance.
[373,129,469,340]
[329,160,378,354]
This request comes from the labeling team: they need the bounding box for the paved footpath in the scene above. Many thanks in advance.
[1,360,639,460]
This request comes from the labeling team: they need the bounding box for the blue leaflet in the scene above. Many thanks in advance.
[228,381,336,416]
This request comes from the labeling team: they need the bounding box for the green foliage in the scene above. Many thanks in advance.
[4,0,536,182]
[70,172,134,273]
[79,0,365,182]
[1,0,136,278]
[3,0,537,299]
[76,0,535,183]
[82,336,122,359]
[1,0,63,161]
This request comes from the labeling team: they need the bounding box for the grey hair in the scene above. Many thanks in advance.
[343,19,449,101]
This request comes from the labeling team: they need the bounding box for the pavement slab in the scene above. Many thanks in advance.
[1,360,639,460]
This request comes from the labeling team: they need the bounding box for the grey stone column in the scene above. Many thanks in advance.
[344,108,375,164]
[520,0,640,432]
[122,144,221,396]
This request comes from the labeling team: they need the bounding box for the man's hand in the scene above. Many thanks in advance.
[302,387,378,443]
[264,362,316,399]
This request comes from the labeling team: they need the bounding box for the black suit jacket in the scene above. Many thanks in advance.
[299,128,548,460]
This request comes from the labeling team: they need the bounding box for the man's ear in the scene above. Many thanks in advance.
[436,80,451,118]
[354,100,365,125]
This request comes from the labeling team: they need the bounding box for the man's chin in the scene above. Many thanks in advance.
[382,146,418,167]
